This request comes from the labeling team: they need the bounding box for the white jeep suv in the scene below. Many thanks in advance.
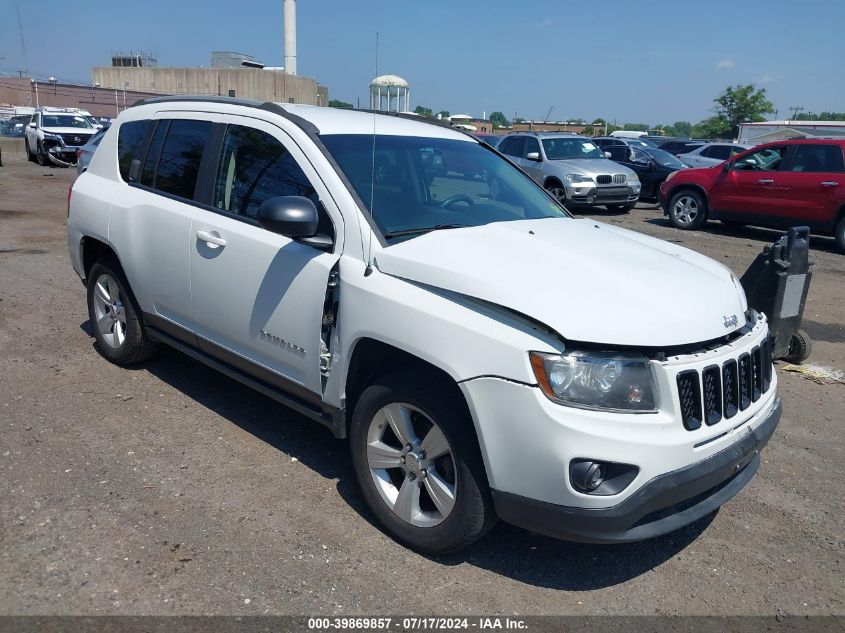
[68,97,781,554]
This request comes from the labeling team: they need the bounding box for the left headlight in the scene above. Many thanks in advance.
[530,351,658,412]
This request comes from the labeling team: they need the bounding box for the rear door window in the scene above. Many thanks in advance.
[117,120,152,182]
[786,145,845,173]
[152,119,213,199]
[499,137,525,158]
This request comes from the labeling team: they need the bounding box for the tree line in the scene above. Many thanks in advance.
[330,85,842,140]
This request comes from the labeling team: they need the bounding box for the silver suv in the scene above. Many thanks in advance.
[499,133,641,212]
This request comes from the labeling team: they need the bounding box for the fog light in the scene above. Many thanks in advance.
[570,459,639,496]
[571,460,605,492]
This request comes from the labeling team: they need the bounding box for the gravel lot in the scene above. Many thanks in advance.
[1,136,843,616]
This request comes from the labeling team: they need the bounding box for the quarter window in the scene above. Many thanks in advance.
[117,120,152,182]
[153,119,212,199]
[213,124,318,217]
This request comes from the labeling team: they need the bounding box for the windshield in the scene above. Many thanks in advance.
[643,147,688,169]
[541,138,605,160]
[320,134,568,242]
[41,114,93,129]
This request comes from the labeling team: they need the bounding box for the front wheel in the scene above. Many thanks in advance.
[25,138,36,161]
[87,259,158,365]
[668,190,707,230]
[350,372,496,554]
[36,142,48,166]
[545,181,567,205]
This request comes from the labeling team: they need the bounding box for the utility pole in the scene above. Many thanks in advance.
[788,105,805,121]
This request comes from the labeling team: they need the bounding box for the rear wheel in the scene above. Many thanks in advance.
[350,372,496,554]
[835,216,845,253]
[669,190,707,230]
[86,259,158,365]
[605,204,634,213]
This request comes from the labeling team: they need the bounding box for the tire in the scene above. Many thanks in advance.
[545,180,567,205]
[36,142,48,167]
[25,138,35,162]
[668,189,707,230]
[86,259,158,366]
[606,204,634,213]
[783,329,812,364]
[835,216,845,254]
[350,371,496,554]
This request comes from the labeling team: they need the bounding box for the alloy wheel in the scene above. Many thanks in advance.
[673,195,699,226]
[366,402,457,527]
[548,186,566,204]
[92,273,127,349]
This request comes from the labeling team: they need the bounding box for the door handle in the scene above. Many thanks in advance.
[196,230,227,247]
[757,179,774,185]
[821,181,839,187]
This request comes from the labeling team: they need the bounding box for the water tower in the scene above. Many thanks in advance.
[369,75,410,113]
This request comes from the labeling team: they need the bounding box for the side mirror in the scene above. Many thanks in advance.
[525,151,541,161]
[256,195,319,238]
[604,151,612,158]
[28,122,36,129]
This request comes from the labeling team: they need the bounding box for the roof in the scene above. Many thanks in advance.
[131,96,471,141]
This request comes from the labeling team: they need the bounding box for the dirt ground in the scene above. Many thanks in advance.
[1,136,843,616]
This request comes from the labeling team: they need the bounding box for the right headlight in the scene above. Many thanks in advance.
[530,350,658,412]
[564,173,594,185]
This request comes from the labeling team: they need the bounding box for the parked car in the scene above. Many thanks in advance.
[69,96,781,553]
[604,145,689,203]
[678,143,752,168]
[24,107,97,167]
[473,133,504,148]
[592,137,657,149]
[660,139,845,251]
[1,115,32,137]
[499,133,640,212]
[657,140,706,156]
[76,126,109,174]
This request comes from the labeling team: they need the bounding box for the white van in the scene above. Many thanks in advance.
[67,97,781,553]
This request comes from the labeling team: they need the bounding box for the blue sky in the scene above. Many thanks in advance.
[1,0,843,124]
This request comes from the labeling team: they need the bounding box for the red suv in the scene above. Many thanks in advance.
[659,139,845,252]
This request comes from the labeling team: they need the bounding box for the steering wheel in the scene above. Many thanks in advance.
[439,194,475,209]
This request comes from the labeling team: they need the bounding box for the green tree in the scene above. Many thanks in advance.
[437,110,451,119]
[414,105,433,118]
[667,121,692,137]
[513,117,526,124]
[328,99,353,109]
[711,84,774,138]
[624,123,650,132]
[692,116,732,139]
[489,111,510,128]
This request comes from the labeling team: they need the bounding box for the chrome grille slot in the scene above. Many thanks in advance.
[762,338,772,393]
[723,359,739,420]
[738,353,752,411]
[612,174,627,184]
[677,370,702,431]
[702,365,722,426]
[751,346,763,402]
[596,174,612,184]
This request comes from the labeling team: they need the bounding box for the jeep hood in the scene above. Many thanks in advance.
[374,218,747,347]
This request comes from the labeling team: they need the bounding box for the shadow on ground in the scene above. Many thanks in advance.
[81,322,717,591]
[644,217,841,255]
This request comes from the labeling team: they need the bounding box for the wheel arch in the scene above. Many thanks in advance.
[343,337,483,457]
[544,176,563,189]
[666,183,711,215]
[80,236,121,283]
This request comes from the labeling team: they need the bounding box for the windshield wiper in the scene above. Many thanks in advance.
[384,224,468,239]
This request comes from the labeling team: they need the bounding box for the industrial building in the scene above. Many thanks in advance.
[91,0,328,105]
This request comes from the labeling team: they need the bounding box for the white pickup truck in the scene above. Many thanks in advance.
[67,97,781,553]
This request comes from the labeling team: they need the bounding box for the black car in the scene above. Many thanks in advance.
[604,145,689,203]
[655,139,706,156]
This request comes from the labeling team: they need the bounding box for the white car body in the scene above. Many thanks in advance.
[678,142,753,168]
[25,107,98,166]
[67,98,781,547]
